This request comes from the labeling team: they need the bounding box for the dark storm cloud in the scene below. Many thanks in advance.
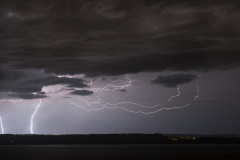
[0,66,88,99]
[1,0,239,72]
[119,89,127,92]
[151,74,197,87]
[1,0,240,97]
[47,77,88,88]
[0,68,23,81]
[70,90,93,96]
[0,70,87,93]
[10,49,240,77]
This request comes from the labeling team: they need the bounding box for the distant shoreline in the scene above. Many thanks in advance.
[0,134,239,145]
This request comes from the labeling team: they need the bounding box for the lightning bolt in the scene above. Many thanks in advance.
[195,80,206,100]
[108,104,190,115]
[69,98,162,110]
[0,99,24,134]
[68,99,189,114]
[30,99,42,134]
[168,85,181,102]
[77,96,101,106]
[0,117,4,134]
[67,75,190,115]
[89,75,137,93]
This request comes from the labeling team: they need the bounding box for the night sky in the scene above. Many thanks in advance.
[0,0,240,135]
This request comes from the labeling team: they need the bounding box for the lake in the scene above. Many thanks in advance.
[0,144,239,160]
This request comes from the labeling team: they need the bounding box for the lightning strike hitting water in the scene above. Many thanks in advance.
[168,86,181,102]
[30,99,42,134]
[0,117,4,134]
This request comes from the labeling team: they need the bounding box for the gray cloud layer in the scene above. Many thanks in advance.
[1,0,240,98]
[70,90,94,96]
[151,74,197,87]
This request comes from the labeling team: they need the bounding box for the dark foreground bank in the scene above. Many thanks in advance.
[0,144,239,160]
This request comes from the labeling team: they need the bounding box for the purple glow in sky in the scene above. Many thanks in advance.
[0,0,240,135]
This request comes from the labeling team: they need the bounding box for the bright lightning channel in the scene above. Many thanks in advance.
[68,99,161,111]
[89,75,136,93]
[78,96,101,106]
[30,99,42,134]
[195,80,206,100]
[110,104,190,115]
[0,99,24,134]
[67,99,189,114]
[0,117,4,134]
[68,74,190,114]
[168,85,180,102]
